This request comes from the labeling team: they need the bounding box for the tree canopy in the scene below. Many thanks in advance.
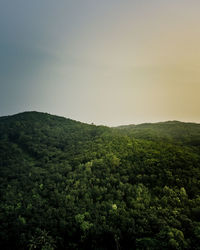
[0,112,200,249]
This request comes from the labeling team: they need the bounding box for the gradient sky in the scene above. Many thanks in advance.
[0,0,200,126]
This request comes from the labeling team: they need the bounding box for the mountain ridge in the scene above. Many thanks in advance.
[1,110,200,127]
[0,111,200,249]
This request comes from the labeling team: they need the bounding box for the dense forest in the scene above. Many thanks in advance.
[0,111,200,250]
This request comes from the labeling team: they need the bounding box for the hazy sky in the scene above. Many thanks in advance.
[1,0,200,126]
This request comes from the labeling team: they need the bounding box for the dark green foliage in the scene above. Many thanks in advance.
[0,111,200,249]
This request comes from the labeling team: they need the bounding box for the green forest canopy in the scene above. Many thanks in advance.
[0,111,200,249]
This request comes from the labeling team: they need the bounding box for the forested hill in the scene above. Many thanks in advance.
[1,112,200,250]
[116,121,200,146]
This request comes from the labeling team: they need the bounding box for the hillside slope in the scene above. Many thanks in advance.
[116,121,200,146]
[0,112,200,250]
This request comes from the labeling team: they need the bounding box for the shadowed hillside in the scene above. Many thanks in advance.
[0,112,200,250]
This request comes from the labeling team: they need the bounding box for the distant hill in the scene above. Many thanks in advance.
[116,120,200,146]
[0,112,200,250]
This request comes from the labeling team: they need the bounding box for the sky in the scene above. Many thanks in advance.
[0,0,200,126]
